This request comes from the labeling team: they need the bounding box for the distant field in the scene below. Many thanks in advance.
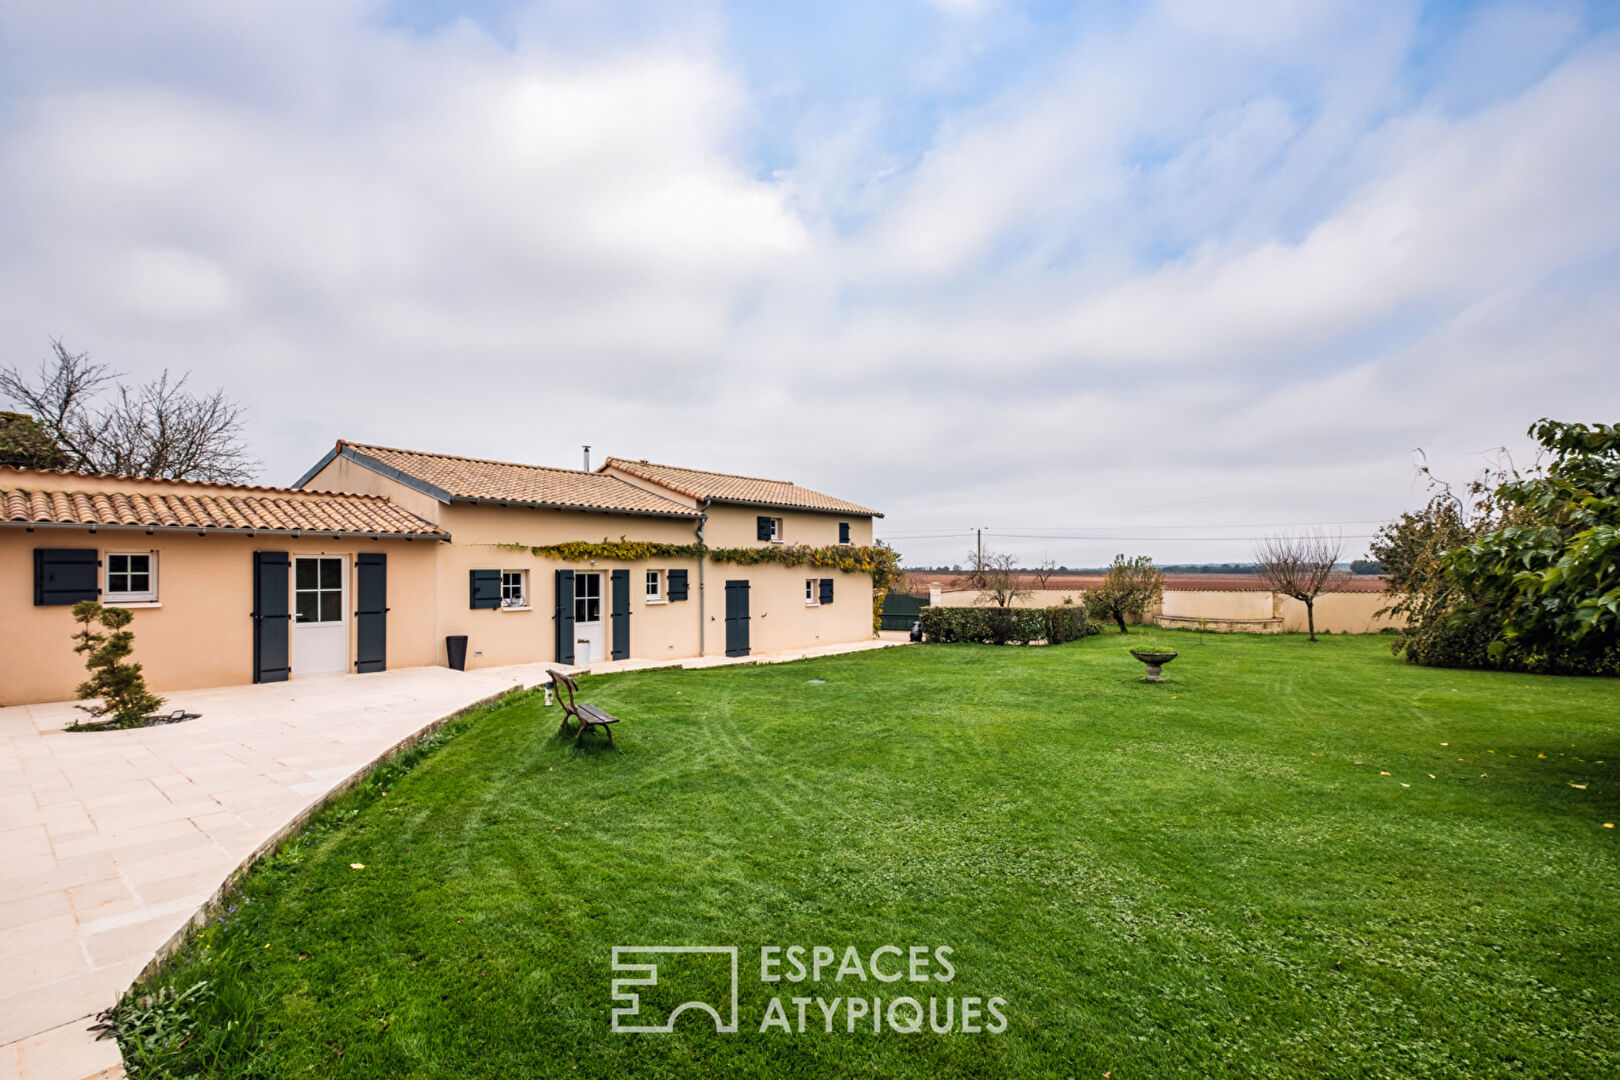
[907,571,1388,593]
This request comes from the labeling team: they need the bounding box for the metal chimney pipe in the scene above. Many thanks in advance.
[583,445,591,471]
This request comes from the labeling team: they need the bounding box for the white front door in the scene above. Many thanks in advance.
[292,555,349,677]
[574,572,605,666]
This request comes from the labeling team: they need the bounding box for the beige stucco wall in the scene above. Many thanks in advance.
[1278,592,1402,634]
[0,527,440,706]
[1161,590,1276,620]
[931,585,1404,634]
[931,589,1089,609]
[701,503,875,549]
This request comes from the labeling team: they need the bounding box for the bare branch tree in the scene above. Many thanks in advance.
[972,551,1033,608]
[1,341,258,483]
[1033,557,1056,590]
[1253,529,1351,642]
[0,340,111,467]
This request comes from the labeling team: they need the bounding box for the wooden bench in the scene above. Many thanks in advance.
[547,669,620,746]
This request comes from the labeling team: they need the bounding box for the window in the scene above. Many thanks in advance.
[645,570,663,601]
[294,556,343,623]
[574,572,602,623]
[839,521,851,545]
[805,578,819,606]
[757,515,784,542]
[501,570,528,609]
[769,517,783,541]
[106,551,157,603]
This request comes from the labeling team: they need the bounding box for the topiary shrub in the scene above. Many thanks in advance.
[71,600,163,730]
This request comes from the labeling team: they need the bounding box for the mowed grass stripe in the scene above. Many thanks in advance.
[115,631,1618,1079]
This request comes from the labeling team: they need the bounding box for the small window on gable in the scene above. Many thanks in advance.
[805,577,818,606]
[106,551,157,603]
[501,570,528,609]
[646,570,663,601]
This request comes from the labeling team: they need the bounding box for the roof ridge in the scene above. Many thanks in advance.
[347,441,600,478]
[0,465,393,501]
[604,456,794,486]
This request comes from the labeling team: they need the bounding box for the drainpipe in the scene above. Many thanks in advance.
[696,498,710,656]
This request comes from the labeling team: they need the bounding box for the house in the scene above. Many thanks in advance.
[0,444,884,706]
[296,441,881,669]
[0,465,447,706]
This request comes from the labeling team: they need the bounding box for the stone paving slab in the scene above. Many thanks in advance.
[0,638,906,1079]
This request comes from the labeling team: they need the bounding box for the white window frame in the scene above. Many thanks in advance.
[500,569,529,610]
[645,569,664,603]
[769,517,784,542]
[805,577,819,606]
[105,550,158,604]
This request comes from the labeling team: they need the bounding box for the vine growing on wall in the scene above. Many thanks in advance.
[515,537,905,632]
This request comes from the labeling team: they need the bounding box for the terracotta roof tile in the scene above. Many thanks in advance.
[603,458,880,517]
[341,443,698,518]
[1,485,447,538]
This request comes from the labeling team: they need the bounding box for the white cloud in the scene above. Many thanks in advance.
[0,1,1616,568]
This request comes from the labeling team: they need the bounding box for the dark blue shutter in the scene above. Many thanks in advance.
[839,522,850,544]
[554,569,576,664]
[724,579,750,657]
[756,516,772,541]
[34,548,100,605]
[252,551,291,683]
[610,569,630,661]
[819,578,834,605]
[667,568,688,601]
[469,569,501,609]
[355,553,387,673]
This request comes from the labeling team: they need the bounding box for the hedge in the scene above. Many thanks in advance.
[919,605,1096,645]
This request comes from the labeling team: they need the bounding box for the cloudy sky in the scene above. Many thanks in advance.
[2,1,1617,567]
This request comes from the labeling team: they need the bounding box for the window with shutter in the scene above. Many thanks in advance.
[819,578,834,605]
[667,569,689,601]
[839,522,851,545]
[757,516,773,541]
[469,569,502,609]
[34,548,100,606]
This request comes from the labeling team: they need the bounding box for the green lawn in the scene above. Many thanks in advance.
[115,631,1619,1079]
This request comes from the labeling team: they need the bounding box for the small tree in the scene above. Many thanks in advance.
[973,551,1032,608]
[71,601,163,729]
[1084,554,1165,633]
[0,411,67,469]
[1254,530,1349,642]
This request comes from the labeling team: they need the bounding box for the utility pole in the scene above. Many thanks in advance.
[977,528,982,570]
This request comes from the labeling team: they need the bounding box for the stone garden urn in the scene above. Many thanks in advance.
[1129,649,1179,681]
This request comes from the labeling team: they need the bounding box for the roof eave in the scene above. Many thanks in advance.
[0,520,449,540]
[706,496,882,518]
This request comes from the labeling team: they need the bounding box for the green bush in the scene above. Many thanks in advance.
[1042,605,1093,644]
[920,605,1095,645]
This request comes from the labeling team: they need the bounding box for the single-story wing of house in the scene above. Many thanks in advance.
[1,444,882,705]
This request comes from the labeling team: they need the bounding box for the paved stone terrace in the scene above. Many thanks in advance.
[0,639,902,1080]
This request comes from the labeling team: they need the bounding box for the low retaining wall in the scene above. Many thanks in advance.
[930,585,1405,634]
